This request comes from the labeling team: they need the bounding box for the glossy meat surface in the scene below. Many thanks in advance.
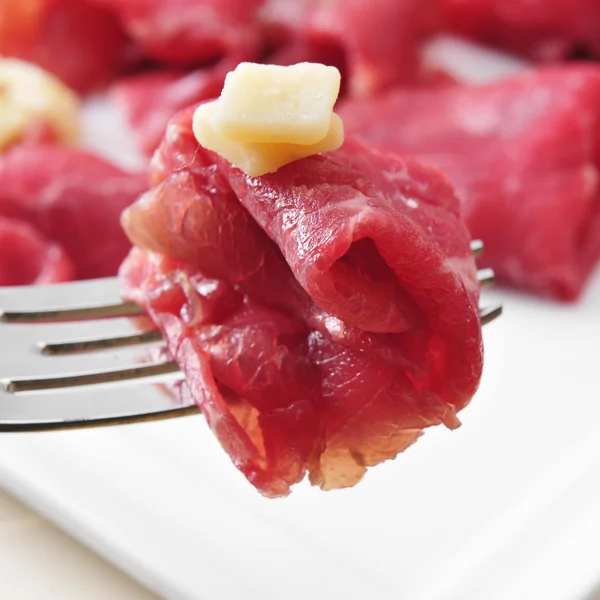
[120,107,482,496]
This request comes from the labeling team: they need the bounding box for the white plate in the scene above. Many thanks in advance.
[0,82,599,600]
[0,491,154,599]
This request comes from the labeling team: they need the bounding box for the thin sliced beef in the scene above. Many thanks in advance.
[121,249,323,498]
[113,0,443,155]
[262,0,442,95]
[340,65,600,300]
[109,0,264,155]
[0,0,126,93]
[0,144,148,279]
[92,0,263,66]
[119,106,482,497]
[444,0,600,61]
[0,216,73,285]
[112,70,225,155]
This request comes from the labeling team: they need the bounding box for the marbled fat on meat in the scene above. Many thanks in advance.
[119,106,483,497]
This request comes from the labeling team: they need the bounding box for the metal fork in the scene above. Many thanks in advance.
[0,240,501,432]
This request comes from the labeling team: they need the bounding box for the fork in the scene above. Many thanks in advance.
[0,240,501,432]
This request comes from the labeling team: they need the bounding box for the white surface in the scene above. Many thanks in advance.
[0,490,155,599]
[1,87,600,600]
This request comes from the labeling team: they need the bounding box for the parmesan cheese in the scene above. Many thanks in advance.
[214,62,341,145]
[0,58,79,150]
[193,100,344,177]
[192,62,345,177]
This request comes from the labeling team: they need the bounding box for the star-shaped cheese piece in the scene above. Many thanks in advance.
[192,62,344,176]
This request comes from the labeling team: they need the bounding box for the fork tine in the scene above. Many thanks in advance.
[14,299,500,394]
[477,268,495,287]
[0,276,118,308]
[3,360,180,393]
[0,302,501,433]
[479,303,503,325]
[39,329,163,355]
[0,277,143,323]
[0,237,501,432]
[0,405,200,432]
[470,239,484,257]
[0,381,197,431]
[0,300,144,324]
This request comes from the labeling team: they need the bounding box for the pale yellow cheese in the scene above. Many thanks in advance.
[192,62,345,177]
[0,58,79,150]
[193,100,344,177]
[214,62,341,145]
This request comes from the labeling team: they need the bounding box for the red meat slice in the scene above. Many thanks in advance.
[444,0,600,61]
[0,144,148,279]
[262,0,442,96]
[340,65,600,300]
[119,106,482,496]
[109,0,264,155]
[112,69,225,155]
[0,217,73,285]
[121,249,323,497]
[0,0,126,93]
[92,0,263,66]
